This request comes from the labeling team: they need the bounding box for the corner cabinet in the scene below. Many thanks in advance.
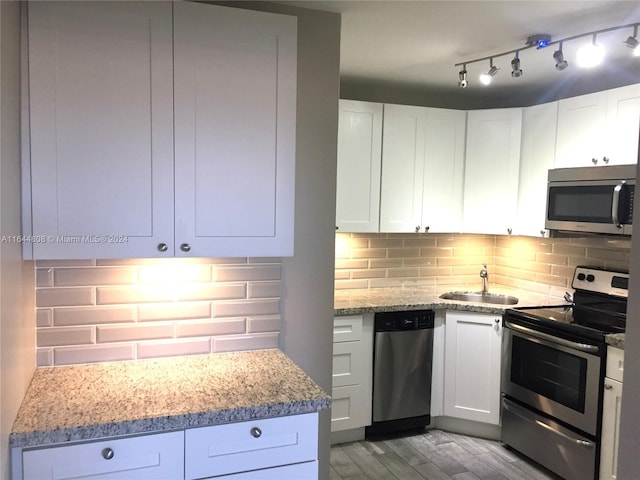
[25,1,297,259]
[463,108,522,235]
[335,101,383,233]
[379,104,466,233]
[443,311,502,425]
[555,84,640,168]
[600,346,624,480]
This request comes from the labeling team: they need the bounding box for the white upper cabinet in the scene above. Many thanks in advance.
[516,102,558,237]
[335,101,383,233]
[26,1,297,259]
[380,104,465,233]
[27,1,175,259]
[173,2,297,257]
[463,108,522,235]
[555,84,640,167]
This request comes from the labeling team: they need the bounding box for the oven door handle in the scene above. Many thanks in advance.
[502,398,596,449]
[504,320,600,354]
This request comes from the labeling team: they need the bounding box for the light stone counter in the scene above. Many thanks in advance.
[605,333,625,349]
[334,286,566,316]
[10,349,330,449]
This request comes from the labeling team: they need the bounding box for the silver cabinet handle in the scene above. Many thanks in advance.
[180,243,191,252]
[157,243,168,252]
[612,181,625,229]
[250,427,262,438]
[101,448,114,460]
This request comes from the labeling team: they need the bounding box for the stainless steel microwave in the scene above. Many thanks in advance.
[545,164,636,236]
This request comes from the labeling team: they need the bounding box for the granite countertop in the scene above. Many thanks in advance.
[334,286,565,316]
[335,286,624,349]
[10,349,330,449]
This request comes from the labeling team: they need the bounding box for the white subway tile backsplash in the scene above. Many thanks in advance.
[96,323,174,343]
[54,267,137,287]
[54,306,137,326]
[54,343,136,365]
[137,302,212,322]
[213,333,279,353]
[175,319,246,338]
[137,338,211,359]
[35,258,283,366]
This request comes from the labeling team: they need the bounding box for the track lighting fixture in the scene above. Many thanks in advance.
[577,33,605,68]
[511,52,523,77]
[553,42,569,71]
[454,21,639,87]
[458,66,468,88]
[623,25,640,57]
[479,59,499,85]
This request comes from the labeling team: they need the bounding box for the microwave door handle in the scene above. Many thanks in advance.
[504,320,600,353]
[612,181,625,229]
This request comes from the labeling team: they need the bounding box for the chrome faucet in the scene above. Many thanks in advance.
[480,264,488,293]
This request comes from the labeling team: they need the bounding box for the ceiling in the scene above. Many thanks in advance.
[279,1,640,108]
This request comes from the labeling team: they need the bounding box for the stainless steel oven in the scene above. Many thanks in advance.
[501,266,628,480]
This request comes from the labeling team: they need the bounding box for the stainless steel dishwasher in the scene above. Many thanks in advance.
[366,310,435,436]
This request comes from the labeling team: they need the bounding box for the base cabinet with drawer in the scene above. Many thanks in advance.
[331,315,373,435]
[15,413,319,480]
[600,346,624,480]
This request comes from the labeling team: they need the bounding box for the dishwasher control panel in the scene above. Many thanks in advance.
[374,310,434,331]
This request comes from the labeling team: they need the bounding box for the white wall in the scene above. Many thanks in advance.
[0,2,36,478]
[617,164,640,478]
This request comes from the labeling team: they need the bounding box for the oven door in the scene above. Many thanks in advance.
[502,320,602,436]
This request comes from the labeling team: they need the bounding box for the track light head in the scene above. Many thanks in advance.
[458,67,468,88]
[479,60,499,85]
[623,36,640,56]
[511,52,523,78]
[553,43,569,71]
[577,34,605,67]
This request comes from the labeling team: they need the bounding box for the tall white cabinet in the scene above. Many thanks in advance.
[335,101,383,233]
[25,1,297,259]
[379,104,466,233]
[600,346,624,480]
[463,108,522,235]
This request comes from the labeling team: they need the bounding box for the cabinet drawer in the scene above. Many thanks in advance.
[184,413,318,480]
[219,460,317,479]
[606,347,624,382]
[22,431,184,480]
[333,316,363,343]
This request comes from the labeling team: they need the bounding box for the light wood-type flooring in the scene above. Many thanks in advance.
[330,429,564,480]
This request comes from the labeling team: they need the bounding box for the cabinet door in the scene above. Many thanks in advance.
[174,2,297,257]
[606,84,640,165]
[379,104,426,233]
[336,101,383,233]
[22,431,184,480]
[444,311,502,425]
[600,378,623,480]
[421,108,466,233]
[555,91,608,167]
[516,102,558,237]
[27,1,174,259]
[463,108,522,235]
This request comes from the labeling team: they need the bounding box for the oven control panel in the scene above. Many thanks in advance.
[572,267,629,298]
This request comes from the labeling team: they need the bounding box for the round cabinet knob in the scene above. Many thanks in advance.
[101,448,114,460]
[415,226,421,233]
[603,156,610,164]
[424,226,430,233]
[540,230,546,237]
[250,427,262,438]
[157,243,168,252]
[180,243,191,253]
[604,384,613,390]
[495,318,500,324]
[335,226,339,231]
[592,158,598,165]
[507,228,513,235]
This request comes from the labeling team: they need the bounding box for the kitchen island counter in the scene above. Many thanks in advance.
[10,349,330,449]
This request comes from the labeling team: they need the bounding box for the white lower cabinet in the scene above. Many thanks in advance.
[18,414,319,480]
[22,431,184,480]
[443,311,502,425]
[331,315,373,433]
[600,347,624,480]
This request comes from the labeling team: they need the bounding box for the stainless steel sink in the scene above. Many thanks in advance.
[439,291,519,305]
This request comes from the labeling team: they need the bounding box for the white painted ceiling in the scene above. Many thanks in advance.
[279,0,640,108]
